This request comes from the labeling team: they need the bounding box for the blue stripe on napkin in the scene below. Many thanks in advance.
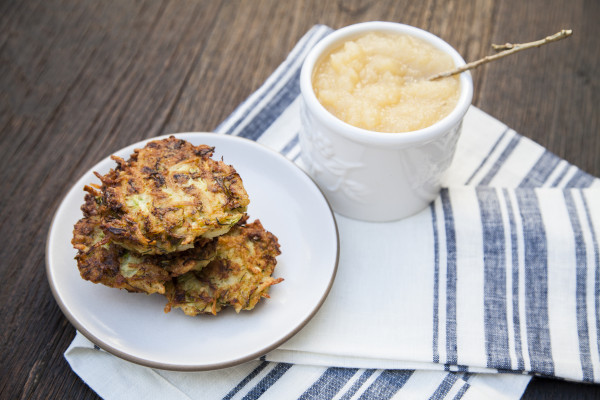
[242,363,292,399]
[441,189,458,367]
[477,135,521,186]
[566,170,596,188]
[478,187,511,370]
[298,367,358,400]
[429,373,468,400]
[430,372,460,399]
[222,361,269,400]
[281,133,300,155]
[432,202,441,365]
[515,190,555,377]
[518,150,561,187]
[234,70,301,141]
[452,382,471,400]
[551,164,571,187]
[464,128,510,185]
[339,370,377,400]
[582,195,600,362]
[565,191,594,382]
[359,370,413,400]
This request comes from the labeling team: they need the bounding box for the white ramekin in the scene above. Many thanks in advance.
[299,21,473,221]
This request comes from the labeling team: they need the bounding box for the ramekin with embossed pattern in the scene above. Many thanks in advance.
[299,22,473,222]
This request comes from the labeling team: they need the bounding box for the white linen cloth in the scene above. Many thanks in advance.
[65,25,600,399]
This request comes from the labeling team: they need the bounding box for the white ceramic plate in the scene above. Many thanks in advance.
[46,133,339,371]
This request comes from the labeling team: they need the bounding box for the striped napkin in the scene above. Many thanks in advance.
[65,25,600,399]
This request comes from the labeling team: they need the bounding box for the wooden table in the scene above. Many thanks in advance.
[1,1,598,398]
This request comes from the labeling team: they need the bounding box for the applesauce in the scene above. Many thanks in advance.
[312,32,460,133]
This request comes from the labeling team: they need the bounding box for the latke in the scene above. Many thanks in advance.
[94,136,249,255]
[164,219,283,315]
[72,194,217,294]
[71,136,282,317]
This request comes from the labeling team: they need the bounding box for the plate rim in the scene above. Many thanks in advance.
[46,132,340,371]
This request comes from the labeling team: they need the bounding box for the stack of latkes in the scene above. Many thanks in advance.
[71,136,282,316]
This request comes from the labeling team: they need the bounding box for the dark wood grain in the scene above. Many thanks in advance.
[478,0,600,176]
[1,1,598,399]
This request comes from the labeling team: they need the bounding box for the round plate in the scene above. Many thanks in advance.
[46,132,339,371]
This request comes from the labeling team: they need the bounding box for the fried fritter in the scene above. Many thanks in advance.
[164,219,283,316]
[72,194,217,294]
[71,136,282,317]
[94,136,249,255]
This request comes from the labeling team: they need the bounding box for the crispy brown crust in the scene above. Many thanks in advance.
[71,137,282,317]
[72,194,217,295]
[95,136,249,255]
[164,220,283,315]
